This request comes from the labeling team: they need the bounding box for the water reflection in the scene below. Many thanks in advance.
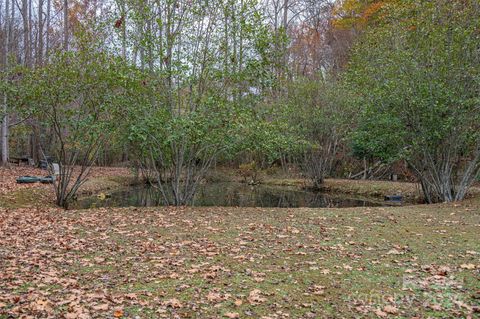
[72,182,387,210]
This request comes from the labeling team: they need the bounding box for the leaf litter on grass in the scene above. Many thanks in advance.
[0,202,479,318]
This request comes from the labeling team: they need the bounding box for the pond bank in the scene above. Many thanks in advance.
[1,166,479,209]
[0,166,135,208]
[262,178,422,200]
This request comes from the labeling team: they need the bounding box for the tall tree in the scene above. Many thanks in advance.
[1,0,11,166]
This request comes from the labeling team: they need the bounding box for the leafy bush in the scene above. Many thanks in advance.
[347,0,480,202]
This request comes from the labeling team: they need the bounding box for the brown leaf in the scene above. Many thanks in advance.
[383,305,398,314]
[94,257,105,263]
[234,299,243,306]
[248,289,266,305]
[92,303,109,311]
[125,293,138,300]
[437,266,450,276]
[207,292,223,303]
[164,298,183,308]
[308,285,325,295]
[460,263,476,270]
[387,248,403,255]
[374,309,387,318]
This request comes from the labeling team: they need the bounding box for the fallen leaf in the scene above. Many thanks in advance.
[383,305,398,314]
[207,292,223,303]
[234,299,243,306]
[164,298,183,308]
[125,293,137,300]
[248,289,266,304]
[92,303,109,311]
[387,249,403,255]
[460,263,476,270]
[374,309,387,318]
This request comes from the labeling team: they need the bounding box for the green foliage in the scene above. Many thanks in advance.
[127,96,236,162]
[126,95,301,171]
[346,0,480,201]
[119,0,301,204]
[350,111,405,162]
[10,37,151,207]
[231,105,307,163]
[278,77,355,186]
[14,50,148,152]
[284,78,354,146]
[349,0,480,161]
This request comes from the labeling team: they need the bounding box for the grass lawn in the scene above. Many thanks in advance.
[1,197,479,318]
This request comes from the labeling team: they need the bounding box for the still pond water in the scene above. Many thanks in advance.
[72,182,394,209]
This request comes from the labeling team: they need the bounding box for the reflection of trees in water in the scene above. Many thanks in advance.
[205,185,378,208]
[142,186,167,206]
[194,183,253,206]
[76,182,380,209]
[250,187,332,208]
[254,188,297,207]
[306,192,375,208]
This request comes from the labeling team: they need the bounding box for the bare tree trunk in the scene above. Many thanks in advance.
[37,0,44,66]
[362,157,367,180]
[28,0,32,61]
[165,2,173,109]
[222,4,229,96]
[121,0,126,60]
[46,0,50,60]
[63,0,68,51]
[282,0,288,74]
[29,0,42,165]
[147,8,154,72]
[239,0,244,74]
[22,0,29,66]
[302,137,338,189]
[1,0,11,166]
[282,0,288,32]
[21,0,39,163]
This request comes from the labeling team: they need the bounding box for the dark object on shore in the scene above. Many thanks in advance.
[39,157,55,169]
[384,195,403,202]
[16,176,41,184]
[39,176,55,184]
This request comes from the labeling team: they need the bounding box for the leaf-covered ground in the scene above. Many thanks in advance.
[1,200,479,318]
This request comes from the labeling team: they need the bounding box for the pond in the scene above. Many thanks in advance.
[71,182,398,210]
